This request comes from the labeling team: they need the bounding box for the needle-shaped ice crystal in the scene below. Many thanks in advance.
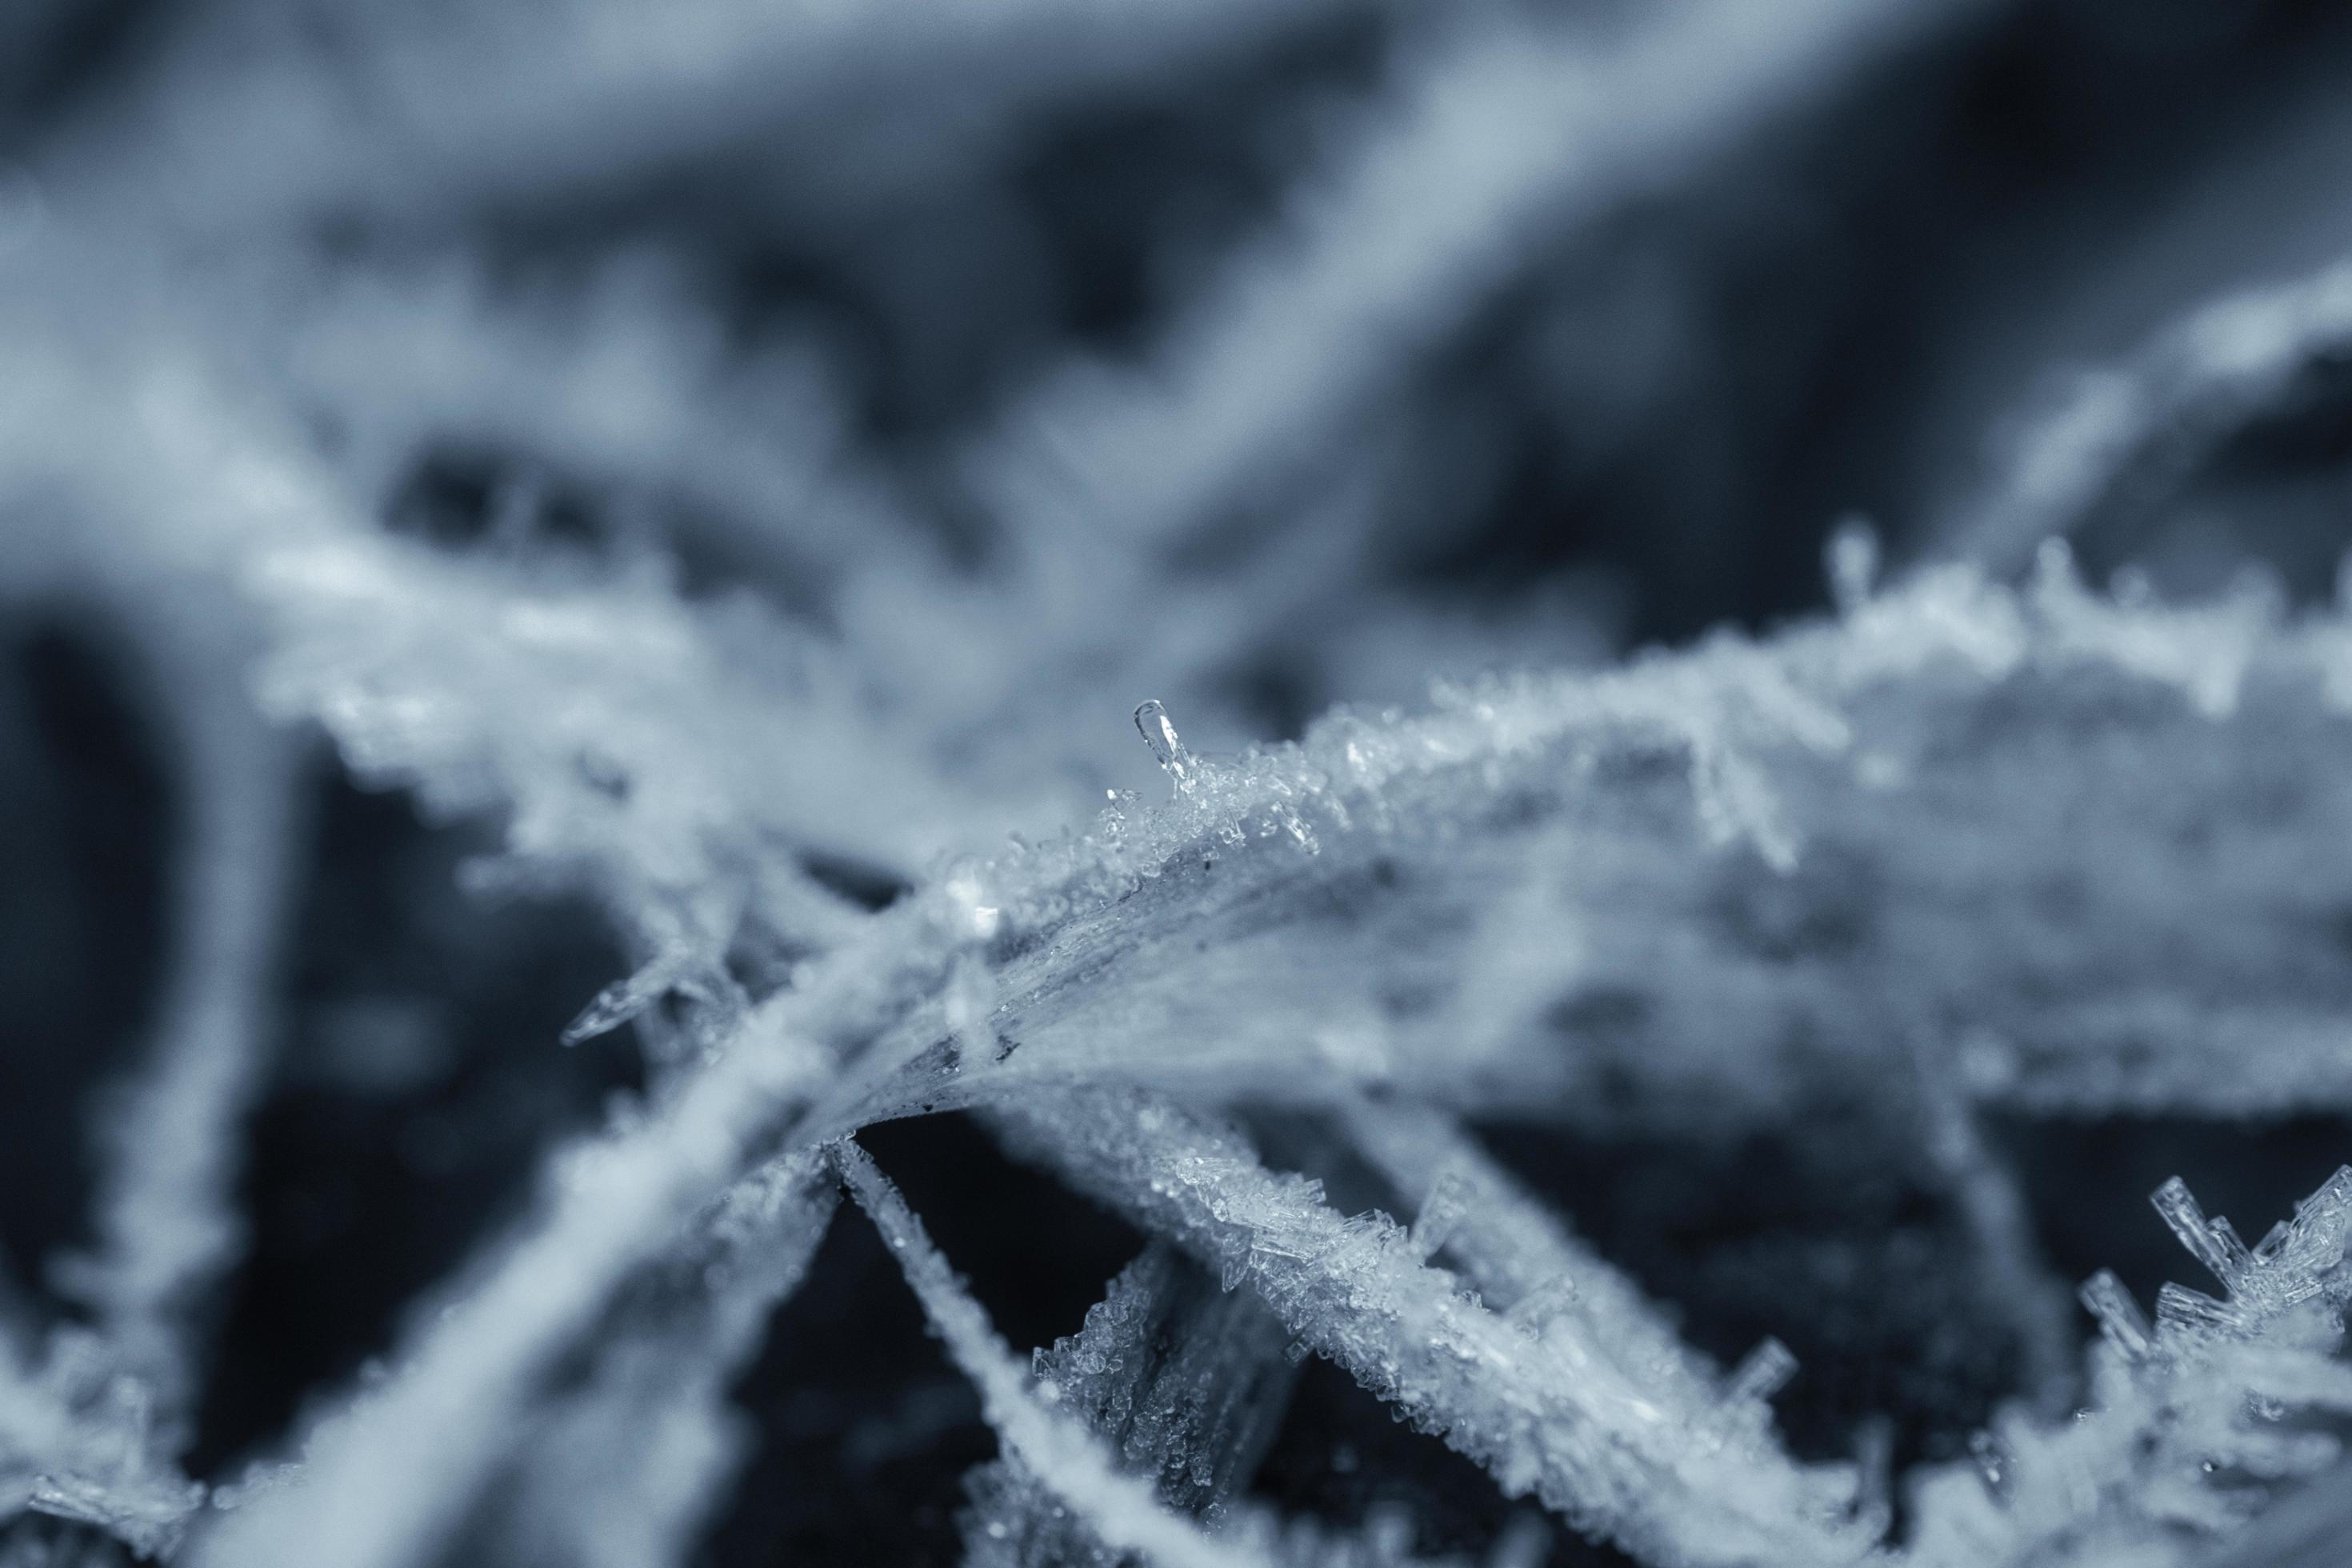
[560,953,689,1046]
[2151,1176,2250,1294]
[2153,1280,2246,1339]
[1722,1338,1797,1409]
[2075,1269,2151,1360]
[1825,518,1879,614]
[1408,1162,1473,1263]
[1134,699,1194,793]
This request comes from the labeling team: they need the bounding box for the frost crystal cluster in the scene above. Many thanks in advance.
[6,2,2352,1566]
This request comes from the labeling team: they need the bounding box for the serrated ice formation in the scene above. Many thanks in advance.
[10,2,2352,1566]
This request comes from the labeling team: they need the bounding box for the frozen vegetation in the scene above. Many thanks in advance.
[7,1,2352,1566]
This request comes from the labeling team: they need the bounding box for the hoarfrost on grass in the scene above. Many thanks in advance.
[11,2,2352,1566]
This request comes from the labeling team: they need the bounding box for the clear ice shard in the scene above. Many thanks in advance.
[558,949,745,1052]
[2135,1164,2352,1333]
[559,952,689,1046]
[1408,1162,1472,1263]
[2075,1269,2151,1359]
[2154,1280,2246,1338]
[1133,699,1193,792]
[2150,1176,2248,1293]
[2272,1165,2352,1290]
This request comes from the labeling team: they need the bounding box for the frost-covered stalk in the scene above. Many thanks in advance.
[265,262,922,596]
[973,0,1996,553]
[1944,259,2352,574]
[0,534,298,1550]
[1339,1103,1793,1436]
[490,1154,840,1568]
[243,519,968,930]
[834,1140,1277,1568]
[1912,1063,2078,1412]
[825,557,2352,1135]
[987,1089,1870,1567]
[842,1142,1493,1568]
[941,0,2001,779]
[961,1242,1298,1566]
[46,0,1366,235]
[68,642,302,1430]
[186,1019,842,1568]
